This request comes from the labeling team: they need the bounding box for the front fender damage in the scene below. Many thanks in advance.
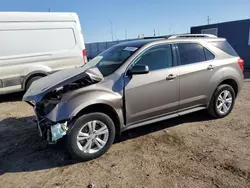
[24,67,104,143]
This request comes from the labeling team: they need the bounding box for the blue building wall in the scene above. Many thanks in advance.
[191,19,250,68]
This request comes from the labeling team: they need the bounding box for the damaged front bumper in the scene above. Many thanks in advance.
[34,107,69,144]
[23,67,104,143]
[37,117,68,144]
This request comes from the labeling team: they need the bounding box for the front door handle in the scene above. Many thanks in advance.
[207,64,214,70]
[166,74,177,80]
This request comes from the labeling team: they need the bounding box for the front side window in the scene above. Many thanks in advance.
[177,43,206,65]
[134,44,173,71]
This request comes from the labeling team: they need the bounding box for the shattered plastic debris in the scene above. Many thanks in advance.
[51,122,68,142]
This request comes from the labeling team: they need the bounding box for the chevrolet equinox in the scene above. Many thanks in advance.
[23,34,244,161]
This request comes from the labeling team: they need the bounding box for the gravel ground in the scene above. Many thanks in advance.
[0,78,250,188]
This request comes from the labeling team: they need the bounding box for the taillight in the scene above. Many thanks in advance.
[238,58,244,71]
[82,49,88,64]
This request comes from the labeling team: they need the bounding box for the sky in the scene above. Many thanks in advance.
[0,0,250,43]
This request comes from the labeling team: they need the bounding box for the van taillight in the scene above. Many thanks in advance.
[82,49,88,64]
[238,58,244,71]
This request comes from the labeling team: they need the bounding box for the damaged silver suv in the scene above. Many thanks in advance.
[23,34,244,161]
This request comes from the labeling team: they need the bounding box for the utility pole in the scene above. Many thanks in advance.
[154,29,156,36]
[207,16,211,25]
[109,20,114,41]
[125,30,127,39]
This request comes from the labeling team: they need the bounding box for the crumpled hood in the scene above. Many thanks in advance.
[23,67,103,103]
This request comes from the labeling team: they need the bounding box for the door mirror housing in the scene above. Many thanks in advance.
[127,64,149,75]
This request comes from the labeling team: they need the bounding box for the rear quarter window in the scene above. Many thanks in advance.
[210,41,238,57]
[204,48,215,60]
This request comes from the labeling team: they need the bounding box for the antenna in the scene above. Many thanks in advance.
[125,30,127,39]
[207,16,211,25]
[109,20,114,41]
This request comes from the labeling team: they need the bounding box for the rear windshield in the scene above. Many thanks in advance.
[210,41,238,56]
[84,45,139,77]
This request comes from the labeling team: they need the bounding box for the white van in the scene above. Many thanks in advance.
[0,12,87,95]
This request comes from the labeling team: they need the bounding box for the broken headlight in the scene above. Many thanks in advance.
[43,98,60,115]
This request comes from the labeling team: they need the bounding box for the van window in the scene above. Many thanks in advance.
[0,29,76,56]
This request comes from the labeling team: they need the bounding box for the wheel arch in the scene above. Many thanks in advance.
[208,77,239,108]
[22,71,48,89]
[218,78,238,97]
[74,103,122,135]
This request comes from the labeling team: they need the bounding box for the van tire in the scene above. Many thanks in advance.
[67,113,116,161]
[25,76,43,91]
[208,84,235,118]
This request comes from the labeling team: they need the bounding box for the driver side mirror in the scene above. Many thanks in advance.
[127,64,149,75]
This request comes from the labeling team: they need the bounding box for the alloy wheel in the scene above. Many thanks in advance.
[216,90,233,114]
[76,120,109,154]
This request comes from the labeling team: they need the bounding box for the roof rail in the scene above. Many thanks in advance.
[168,34,217,39]
[143,36,169,39]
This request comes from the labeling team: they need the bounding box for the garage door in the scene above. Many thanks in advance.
[201,28,218,36]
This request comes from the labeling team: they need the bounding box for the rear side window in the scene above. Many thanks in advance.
[177,43,215,65]
[177,43,206,65]
[211,41,238,56]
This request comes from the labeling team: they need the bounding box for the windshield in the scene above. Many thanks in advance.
[84,45,139,76]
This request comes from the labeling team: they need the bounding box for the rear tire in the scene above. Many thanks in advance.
[67,113,116,161]
[208,84,235,118]
[26,76,43,91]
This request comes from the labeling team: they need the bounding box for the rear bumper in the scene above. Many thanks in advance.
[238,73,245,94]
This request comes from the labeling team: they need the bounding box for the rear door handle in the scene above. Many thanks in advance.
[166,74,177,80]
[207,65,214,70]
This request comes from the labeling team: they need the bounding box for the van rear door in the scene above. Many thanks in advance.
[73,13,87,63]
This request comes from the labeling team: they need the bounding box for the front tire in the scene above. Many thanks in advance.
[67,113,116,161]
[208,84,235,118]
